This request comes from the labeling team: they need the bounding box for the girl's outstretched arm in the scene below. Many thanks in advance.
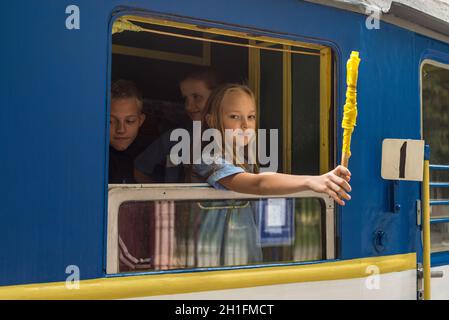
[218,165,352,206]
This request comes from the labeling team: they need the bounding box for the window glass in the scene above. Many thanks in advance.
[291,52,321,175]
[116,197,325,273]
[422,62,449,255]
[422,63,449,218]
[259,48,284,172]
[431,223,449,253]
[431,205,449,219]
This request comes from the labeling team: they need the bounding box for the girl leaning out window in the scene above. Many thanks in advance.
[185,84,351,267]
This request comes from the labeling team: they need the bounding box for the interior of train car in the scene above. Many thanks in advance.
[107,16,336,274]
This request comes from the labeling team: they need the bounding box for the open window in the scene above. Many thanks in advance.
[107,15,336,274]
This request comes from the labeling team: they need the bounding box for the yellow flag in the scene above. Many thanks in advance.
[341,51,361,167]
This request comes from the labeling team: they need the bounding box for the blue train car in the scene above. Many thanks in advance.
[0,0,449,299]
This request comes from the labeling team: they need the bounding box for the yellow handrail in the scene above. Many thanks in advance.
[422,159,431,300]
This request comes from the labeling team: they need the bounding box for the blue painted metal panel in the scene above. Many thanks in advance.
[430,217,449,224]
[1,0,448,285]
[431,200,449,206]
[431,251,449,268]
[430,165,449,171]
[430,183,449,188]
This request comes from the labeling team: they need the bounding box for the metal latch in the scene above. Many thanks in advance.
[416,200,421,227]
[417,263,423,300]
[417,263,444,300]
[417,268,444,279]
[431,270,444,278]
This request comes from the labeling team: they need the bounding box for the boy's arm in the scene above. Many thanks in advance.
[134,168,153,183]
[134,131,172,176]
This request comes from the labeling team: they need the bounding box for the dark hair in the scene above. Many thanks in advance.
[180,67,221,91]
[111,79,143,110]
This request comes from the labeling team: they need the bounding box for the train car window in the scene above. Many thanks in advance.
[422,62,449,254]
[422,63,449,221]
[107,16,335,274]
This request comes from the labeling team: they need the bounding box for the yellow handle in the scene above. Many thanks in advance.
[422,160,431,300]
[341,51,361,167]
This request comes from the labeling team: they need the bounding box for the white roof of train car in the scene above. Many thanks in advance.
[306,0,449,22]
[305,0,449,41]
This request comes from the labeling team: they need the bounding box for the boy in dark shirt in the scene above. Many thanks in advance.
[109,79,147,184]
[109,80,156,271]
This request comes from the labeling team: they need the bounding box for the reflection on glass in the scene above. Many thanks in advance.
[431,205,449,218]
[422,64,449,168]
[117,198,325,272]
[422,64,449,220]
[430,172,449,219]
[431,223,449,253]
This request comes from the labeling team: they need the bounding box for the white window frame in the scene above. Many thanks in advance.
[106,183,335,274]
